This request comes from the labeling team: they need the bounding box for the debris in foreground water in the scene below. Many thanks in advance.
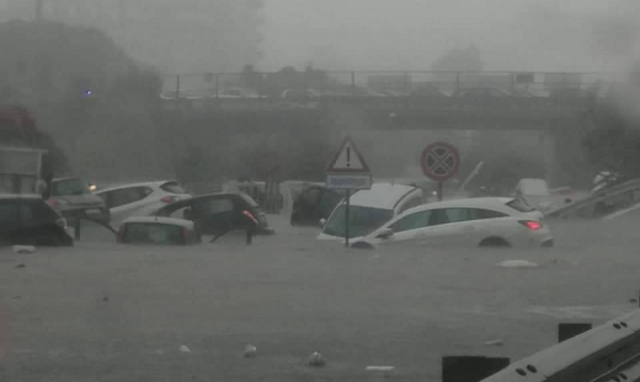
[244,344,257,358]
[308,351,326,367]
[13,245,36,254]
[496,260,538,268]
[179,345,191,353]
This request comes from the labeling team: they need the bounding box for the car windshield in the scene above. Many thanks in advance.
[123,223,185,245]
[322,205,394,238]
[51,178,90,196]
[160,181,188,194]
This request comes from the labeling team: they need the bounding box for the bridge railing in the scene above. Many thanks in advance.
[161,70,616,100]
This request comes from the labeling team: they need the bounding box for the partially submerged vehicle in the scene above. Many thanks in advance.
[318,183,423,241]
[352,197,553,249]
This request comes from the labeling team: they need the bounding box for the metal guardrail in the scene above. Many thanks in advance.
[546,179,640,219]
[162,70,612,100]
[480,309,640,382]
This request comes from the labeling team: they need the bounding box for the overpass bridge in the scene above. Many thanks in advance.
[159,69,602,131]
[157,70,607,183]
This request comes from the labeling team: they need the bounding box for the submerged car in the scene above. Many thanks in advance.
[155,192,273,235]
[290,186,346,226]
[47,177,109,223]
[117,217,201,246]
[95,180,190,225]
[0,194,73,246]
[318,183,423,241]
[353,197,553,249]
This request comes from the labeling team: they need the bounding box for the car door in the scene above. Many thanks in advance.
[372,209,449,246]
[468,208,515,244]
[379,208,476,247]
[191,196,237,234]
[429,208,485,246]
[0,200,20,244]
[292,187,322,225]
[105,187,153,223]
[317,190,344,221]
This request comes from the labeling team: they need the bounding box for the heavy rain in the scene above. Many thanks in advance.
[2,1,640,381]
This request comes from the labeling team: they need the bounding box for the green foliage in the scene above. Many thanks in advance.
[0,20,167,181]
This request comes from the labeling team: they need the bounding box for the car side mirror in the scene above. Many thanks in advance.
[376,228,394,239]
[319,218,327,227]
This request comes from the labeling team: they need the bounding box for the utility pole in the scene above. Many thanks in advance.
[35,0,43,21]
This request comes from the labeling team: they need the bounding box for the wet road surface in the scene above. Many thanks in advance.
[1,215,639,381]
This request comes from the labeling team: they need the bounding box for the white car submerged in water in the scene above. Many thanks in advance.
[352,197,554,249]
[317,183,424,242]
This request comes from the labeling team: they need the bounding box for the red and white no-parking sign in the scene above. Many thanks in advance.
[420,142,460,182]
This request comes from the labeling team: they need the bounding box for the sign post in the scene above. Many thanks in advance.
[326,136,372,247]
[420,142,460,200]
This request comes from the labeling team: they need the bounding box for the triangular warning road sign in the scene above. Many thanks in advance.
[326,136,371,174]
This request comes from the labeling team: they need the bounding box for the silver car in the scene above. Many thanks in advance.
[47,177,110,224]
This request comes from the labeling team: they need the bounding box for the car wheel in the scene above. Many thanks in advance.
[479,237,511,248]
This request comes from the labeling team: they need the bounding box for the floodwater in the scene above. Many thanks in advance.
[1,215,639,382]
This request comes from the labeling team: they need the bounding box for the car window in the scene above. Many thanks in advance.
[301,188,322,204]
[0,202,18,226]
[506,198,535,213]
[239,193,259,208]
[443,208,473,223]
[390,210,432,232]
[193,198,235,215]
[123,223,185,245]
[472,208,509,219]
[140,187,153,197]
[109,187,147,208]
[51,178,89,196]
[397,195,423,214]
[318,191,343,214]
[323,205,393,238]
[19,204,33,222]
[160,182,187,194]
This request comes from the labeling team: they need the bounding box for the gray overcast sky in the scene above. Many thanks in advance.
[262,0,640,72]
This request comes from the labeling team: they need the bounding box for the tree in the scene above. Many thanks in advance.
[432,44,484,72]
[0,20,166,180]
[583,101,640,178]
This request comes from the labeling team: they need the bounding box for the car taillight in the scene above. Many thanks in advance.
[48,199,58,208]
[242,210,259,225]
[519,220,543,230]
[161,195,179,204]
[183,228,191,243]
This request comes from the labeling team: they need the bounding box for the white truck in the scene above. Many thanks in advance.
[0,146,48,195]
